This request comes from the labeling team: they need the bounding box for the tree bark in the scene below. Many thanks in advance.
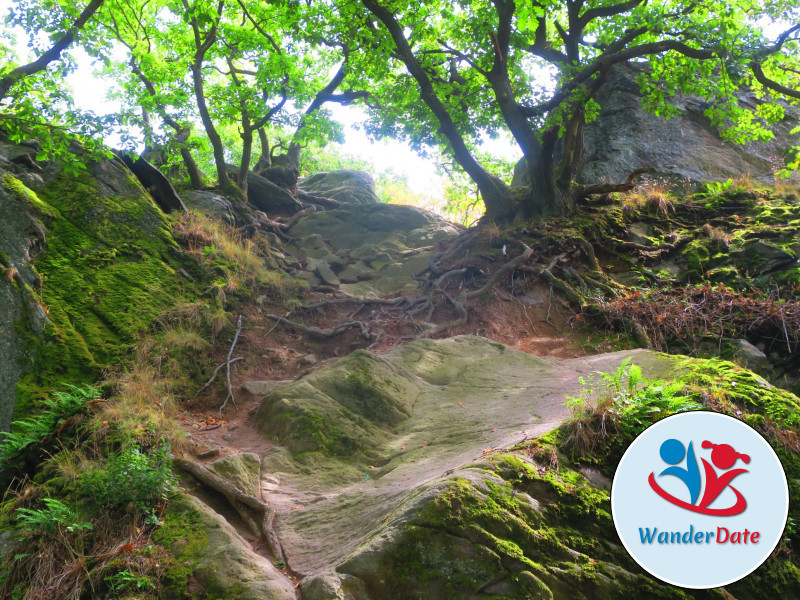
[179,144,204,189]
[362,0,513,220]
[184,0,230,189]
[191,62,229,188]
[255,128,271,171]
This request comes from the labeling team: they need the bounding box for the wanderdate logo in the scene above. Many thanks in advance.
[612,412,788,588]
[648,438,750,516]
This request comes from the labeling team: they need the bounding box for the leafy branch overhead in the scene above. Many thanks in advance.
[0,0,798,220]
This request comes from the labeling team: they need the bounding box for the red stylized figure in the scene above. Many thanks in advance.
[648,439,750,516]
[697,441,749,511]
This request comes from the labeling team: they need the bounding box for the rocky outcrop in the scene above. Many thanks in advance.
[118,154,187,213]
[0,136,192,421]
[287,198,461,296]
[0,167,50,430]
[514,64,800,188]
[227,165,304,214]
[183,190,236,225]
[299,170,380,205]
[251,337,685,598]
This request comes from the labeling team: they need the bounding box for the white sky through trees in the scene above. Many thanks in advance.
[0,0,520,202]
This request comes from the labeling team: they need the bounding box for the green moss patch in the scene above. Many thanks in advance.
[15,164,195,414]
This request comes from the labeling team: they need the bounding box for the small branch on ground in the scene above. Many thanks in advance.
[220,315,243,412]
[196,357,244,396]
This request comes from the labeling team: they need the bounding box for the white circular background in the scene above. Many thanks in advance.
[611,411,789,589]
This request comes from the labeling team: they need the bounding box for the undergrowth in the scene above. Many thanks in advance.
[562,358,701,459]
[0,203,301,598]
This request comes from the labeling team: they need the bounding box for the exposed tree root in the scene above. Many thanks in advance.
[302,295,406,310]
[266,314,375,340]
[420,290,468,338]
[614,240,675,252]
[465,243,533,300]
[175,458,284,563]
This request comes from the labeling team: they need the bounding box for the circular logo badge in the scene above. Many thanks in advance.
[611,411,788,589]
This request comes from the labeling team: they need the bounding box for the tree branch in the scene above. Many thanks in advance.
[751,62,800,100]
[0,0,105,100]
[519,40,716,117]
[577,0,644,32]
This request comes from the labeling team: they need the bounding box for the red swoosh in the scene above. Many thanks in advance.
[648,472,747,516]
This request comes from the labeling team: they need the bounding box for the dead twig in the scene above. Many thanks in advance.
[220,315,243,412]
[197,357,244,396]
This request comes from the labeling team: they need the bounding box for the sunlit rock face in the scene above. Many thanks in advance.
[514,64,800,189]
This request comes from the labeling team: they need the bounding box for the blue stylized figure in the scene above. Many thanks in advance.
[658,439,701,505]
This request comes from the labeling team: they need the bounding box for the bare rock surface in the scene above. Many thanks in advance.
[253,337,680,596]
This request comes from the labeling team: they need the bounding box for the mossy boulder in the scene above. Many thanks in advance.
[11,157,195,416]
[0,172,50,430]
[255,349,422,457]
[251,342,800,598]
[207,453,262,497]
[251,338,693,597]
[299,170,380,205]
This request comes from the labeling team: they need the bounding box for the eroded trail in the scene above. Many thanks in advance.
[172,173,679,599]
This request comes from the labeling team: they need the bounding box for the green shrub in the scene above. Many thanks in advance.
[80,444,178,514]
[564,359,701,458]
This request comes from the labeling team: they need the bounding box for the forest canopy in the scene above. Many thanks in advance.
[0,0,799,220]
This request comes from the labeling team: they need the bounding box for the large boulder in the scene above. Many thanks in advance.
[226,165,303,214]
[254,337,687,597]
[0,170,50,430]
[514,64,800,188]
[154,494,296,600]
[299,170,380,205]
[287,203,461,296]
[183,190,236,225]
[0,136,192,420]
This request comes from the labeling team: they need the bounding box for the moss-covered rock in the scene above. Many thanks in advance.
[13,159,196,416]
[154,494,295,600]
[0,173,51,430]
[253,343,800,599]
[207,453,261,497]
[287,202,460,296]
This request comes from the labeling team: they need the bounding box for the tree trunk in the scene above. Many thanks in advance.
[238,127,252,196]
[254,128,271,171]
[271,142,301,172]
[179,146,204,189]
[362,0,513,220]
[190,64,229,188]
[519,128,576,217]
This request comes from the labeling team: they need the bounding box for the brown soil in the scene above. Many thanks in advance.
[181,271,604,464]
